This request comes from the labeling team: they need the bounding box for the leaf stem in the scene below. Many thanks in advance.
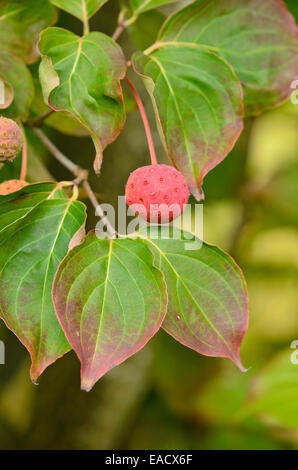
[82,0,90,35]
[83,181,117,238]
[33,128,116,238]
[83,19,89,35]
[125,77,158,166]
[112,9,137,41]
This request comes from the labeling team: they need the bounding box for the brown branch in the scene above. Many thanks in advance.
[34,128,116,238]
[26,110,54,128]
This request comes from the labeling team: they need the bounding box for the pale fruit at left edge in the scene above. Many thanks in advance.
[0,180,28,195]
[0,117,23,163]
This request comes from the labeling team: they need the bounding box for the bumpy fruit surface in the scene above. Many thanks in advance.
[0,117,23,162]
[125,164,190,223]
[0,180,28,195]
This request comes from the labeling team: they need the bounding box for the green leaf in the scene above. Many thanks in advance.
[30,62,89,137]
[52,232,167,391]
[0,0,57,64]
[50,0,108,21]
[139,227,248,369]
[39,28,126,172]
[159,0,298,115]
[0,185,87,382]
[242,350,298,429]
[130,0,180,15]
[0,182,65,231]
[133,45,243,199]
[0,51,34,120]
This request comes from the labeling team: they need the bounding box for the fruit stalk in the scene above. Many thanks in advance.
[125,77,158,166]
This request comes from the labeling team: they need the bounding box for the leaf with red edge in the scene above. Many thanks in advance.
[133,44,243,199]
[140,227,249,370]
[52,232,167,391]
[0,184,87,382]
[158,0,298,116]
[39,27,126,173]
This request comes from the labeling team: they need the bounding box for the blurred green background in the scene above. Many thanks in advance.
[0,0,297,450]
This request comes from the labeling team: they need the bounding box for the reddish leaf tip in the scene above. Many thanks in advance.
[29,365,41,385]
[81,382,93,392]
[191,184,205,201]
[80,369,104,392]
[230,353,248,373]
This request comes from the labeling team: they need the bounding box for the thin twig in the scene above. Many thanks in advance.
[33,128,79,174]
[112,9,137,41]
[112,9,126,41]
[125,77,158,166]
[34,128,116,238]
[83,181,117,238]
[112,23,125,41]
[26,110,54,128]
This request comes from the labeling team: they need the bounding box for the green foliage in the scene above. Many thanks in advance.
[129,0,180,15]
[0,184,86,381]
[53,233,167,391]
[133,45,243,199]
[30,63,89,137]
[39,28,126,171]
[0,52,34,119]
[0,0,297,450]
[141,227,248,369]
[0,0,57,64]
[159,0,298,115]
[50,0,108,22]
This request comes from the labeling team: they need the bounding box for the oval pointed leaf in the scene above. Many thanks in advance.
[0,51,34,120]
[159,0,298,115]
[0,189,87,382]
[0,0,57,64]
[140,227,248,369]
[53,233,167,391]
[133,45,243,199]
[50,0,108,21]
[39,28,126,172]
